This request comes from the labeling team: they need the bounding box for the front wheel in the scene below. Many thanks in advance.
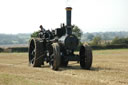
[50,43,61,70]
[79,45,93,69]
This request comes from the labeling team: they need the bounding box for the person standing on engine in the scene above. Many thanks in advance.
[39,25,45,38]
[40,25,45,32]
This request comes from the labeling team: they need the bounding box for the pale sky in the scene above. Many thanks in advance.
[0,0,128,34]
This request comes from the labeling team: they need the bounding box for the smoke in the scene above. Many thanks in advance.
[65,0,71,6]
[65,0,77,7]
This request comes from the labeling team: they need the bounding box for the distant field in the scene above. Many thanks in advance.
[0,44,28,48]
[0,49,128,85]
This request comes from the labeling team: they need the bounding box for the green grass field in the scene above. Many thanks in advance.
[0,49,128,85]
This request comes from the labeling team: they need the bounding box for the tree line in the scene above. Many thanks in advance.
[81,31,128,42]
[0,26,128,50]
[0,34,30,45]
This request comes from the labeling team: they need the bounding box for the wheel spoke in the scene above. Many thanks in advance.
[31,57,34,64]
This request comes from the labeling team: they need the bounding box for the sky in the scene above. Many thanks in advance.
[0,0,128,34]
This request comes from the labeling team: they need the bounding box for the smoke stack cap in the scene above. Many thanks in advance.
[66,7,72,11]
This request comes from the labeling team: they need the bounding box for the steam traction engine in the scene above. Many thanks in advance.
[28,7,93,70]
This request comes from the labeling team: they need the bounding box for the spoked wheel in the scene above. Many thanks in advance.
[29,38,44,67]
[50,43,61,70]
[79,45,93,69]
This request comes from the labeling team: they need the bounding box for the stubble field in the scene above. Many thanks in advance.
[0,49,128,85]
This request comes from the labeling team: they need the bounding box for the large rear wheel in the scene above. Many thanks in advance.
[29,38,44,67]
[79,45,93,69]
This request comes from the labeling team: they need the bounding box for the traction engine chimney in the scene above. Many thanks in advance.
[66,7,72,26]
[66,7,72,35]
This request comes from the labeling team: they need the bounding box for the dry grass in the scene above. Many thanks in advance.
[0,49,128,85]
